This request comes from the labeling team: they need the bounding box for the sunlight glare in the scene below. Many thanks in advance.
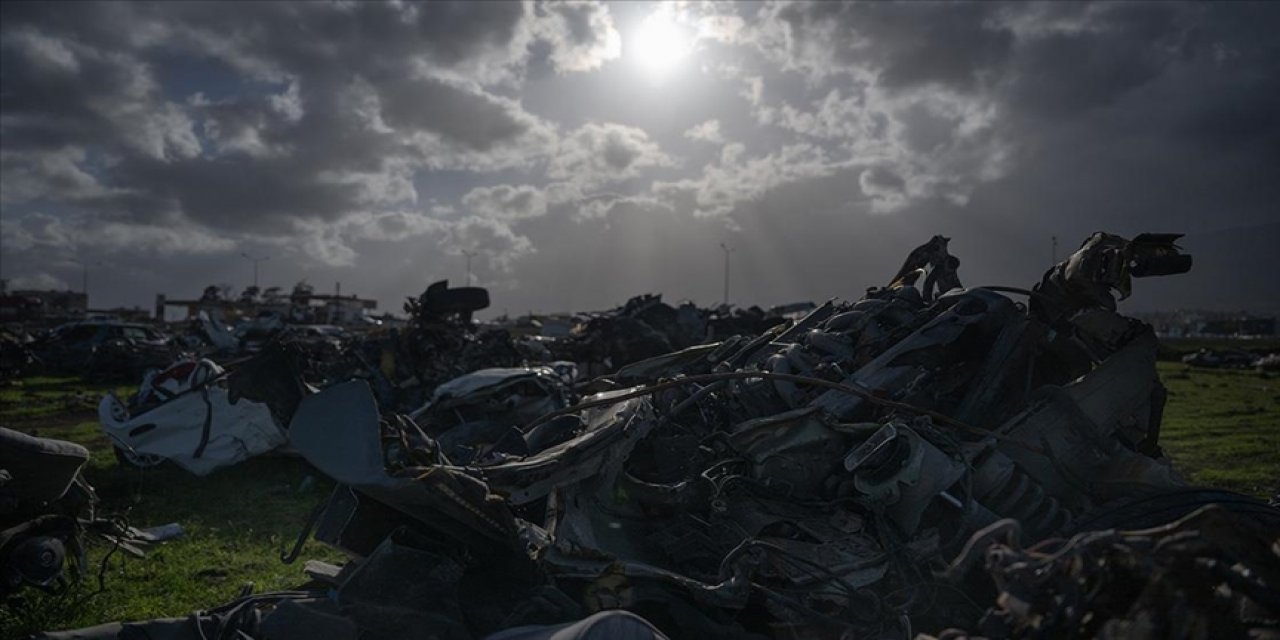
[628,10,693,79]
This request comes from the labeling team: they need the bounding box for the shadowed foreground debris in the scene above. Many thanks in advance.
[31,233,1280,640]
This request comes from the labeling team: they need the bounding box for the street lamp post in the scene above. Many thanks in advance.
[70,259,89,296]
[719,242,734,306]
[462,250,477,287]
[69,258,103,310]
[240,253,270,288]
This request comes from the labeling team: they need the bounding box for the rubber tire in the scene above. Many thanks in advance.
[113,445,167,469]
[425,286,490,314]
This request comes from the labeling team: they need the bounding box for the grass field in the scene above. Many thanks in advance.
[0,378,339,636]
[1156,361,1279,496]
[1,356,1277,636]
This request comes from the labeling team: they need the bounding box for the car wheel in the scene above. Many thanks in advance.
[114,445,167,469]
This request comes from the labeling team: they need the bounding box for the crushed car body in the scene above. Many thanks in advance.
[1,427,181,600]
[98,359,285,476]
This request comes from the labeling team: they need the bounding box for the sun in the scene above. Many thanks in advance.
[627,10,693,79]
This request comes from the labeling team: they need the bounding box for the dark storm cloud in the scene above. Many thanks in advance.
[0,0,620,263]
[766,1,1014,90]
[377,77,536,151]
[998,5,1190,119]
[2,1,1278,314]
[106,156,359,228]
[0,1,527,78]
[633,0,1280,312]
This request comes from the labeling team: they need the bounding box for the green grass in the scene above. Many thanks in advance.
[0,376,132,421]
[1157,336,1280,361]
[1,357,1276,635]
[0,378,339,637]
[1156,361,1279,497]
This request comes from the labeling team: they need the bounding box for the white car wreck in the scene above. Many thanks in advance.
[98,359,285,476]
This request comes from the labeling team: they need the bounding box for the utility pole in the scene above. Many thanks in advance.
[70,259,89,295]
[240,252,270,288]
[462,250,477,287]
[69,258,103,309]
[1051,236,1059,266]
[719,242,734,306]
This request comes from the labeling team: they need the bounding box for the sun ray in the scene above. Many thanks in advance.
[627,9,693,80]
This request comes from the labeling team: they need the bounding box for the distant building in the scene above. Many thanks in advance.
[0,289,87,321]
[1135,309,1279,338]
[86,306,155,323]
[1202,316,1277,337]
[156,281,378,326]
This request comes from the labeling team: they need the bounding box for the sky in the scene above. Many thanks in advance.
[2,1,1278,317]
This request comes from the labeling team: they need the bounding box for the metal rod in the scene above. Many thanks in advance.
[522,369,1045,454]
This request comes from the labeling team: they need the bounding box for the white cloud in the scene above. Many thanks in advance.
[530,1,623,74]
[0,211,236,256]
[5,28,79,74]
[655,142,847,218]
[684,119,725,144]
[0,212,75,252]
[548,122,673,187]
[0,148,110,204]
[344,210,447,243]
[744,73,1010,213]
[859,166,908,214]
[7,272,70,291]
[462,184,548,220]
[92,221,237,254]
[2,1,1277,313]
[440,215,534,270]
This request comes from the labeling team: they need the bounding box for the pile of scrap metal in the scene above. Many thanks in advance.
[550,294,796,375]
[42,232,1280,640]
[0,326,39,381]
[1257,353,1280,371]
[348,280,533,413]
[925,499,1280,639]
[276,324,352,382]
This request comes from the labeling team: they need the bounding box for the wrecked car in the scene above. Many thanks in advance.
[31,321,179,381]
[1180,347,1264,369]
[0,326,39,381]
[236,312,287,353]
[0,427,94,597]
[408,364,577,465]
[1,427,181,600]
[98,358,284,475]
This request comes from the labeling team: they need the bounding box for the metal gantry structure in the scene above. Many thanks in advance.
[719,242,734,306]
[240,252,270,288]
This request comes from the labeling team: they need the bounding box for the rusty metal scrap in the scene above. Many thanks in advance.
[930,505,1280,639]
